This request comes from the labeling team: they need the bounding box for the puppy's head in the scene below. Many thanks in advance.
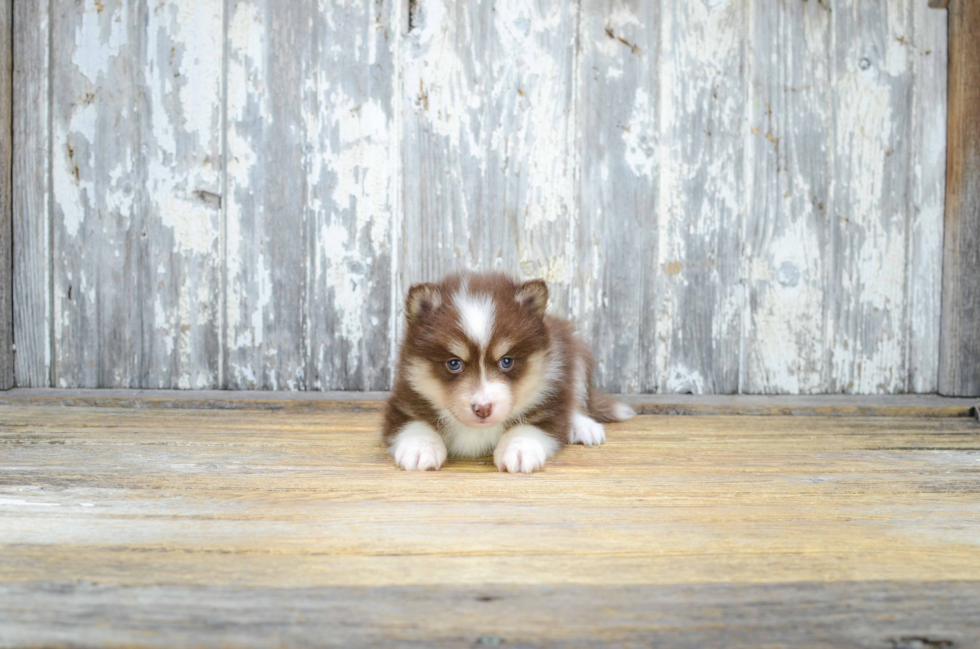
[402,274,550,428]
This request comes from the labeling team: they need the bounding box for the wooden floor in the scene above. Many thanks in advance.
[1,404,979,647]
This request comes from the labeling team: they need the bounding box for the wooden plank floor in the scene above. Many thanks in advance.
[1,405,979,647]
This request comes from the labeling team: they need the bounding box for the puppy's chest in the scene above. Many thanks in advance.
[439,420,506,458]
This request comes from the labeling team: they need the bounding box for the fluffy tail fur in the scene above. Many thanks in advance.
[588,391,637,423]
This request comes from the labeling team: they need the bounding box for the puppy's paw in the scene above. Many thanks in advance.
[390,422,448,471]
[493,426,560,474]
[569,413,606,446]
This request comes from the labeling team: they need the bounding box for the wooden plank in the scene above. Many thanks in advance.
[139,0,224,388]
[575,0,659,393]
[907,0,948,393]
[743,0,833,394]
[0,405,978,649]
[0,388,976,417]
[828,0,914,393]
[939,0,980,396]
[655,0,745,394]
[744,0,942,396]
[224,0,313,389]
[1,582,978,649]
[225,0,398,391]
[49,0,142,387]
[0,0,11,388]
[306,0,396,391]
[398,0,579,337]
[11,0,49,388]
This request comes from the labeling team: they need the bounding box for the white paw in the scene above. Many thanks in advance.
[390,422,448,471]
[570,413,606,446]
[493,426,559,474]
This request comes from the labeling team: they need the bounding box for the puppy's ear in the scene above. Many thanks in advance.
[516,279,548,318]
[405,283,442,323]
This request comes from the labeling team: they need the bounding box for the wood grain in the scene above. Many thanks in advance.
[10,0,952,395]
[50,0,143,387]
[224,0,312,390]
[939,0,980,397]
[655,0,744,394]
[743,0,833,394]
[576,0,659,393]
[140,0,224,388]
[305,0,396,391]
[908,0,948,393]
[0,407,979,645]
[830,0,915,394]
[399,0,579,334]
[225,0,395,391]
[0,0,11,388]
[11,0,50,388]
[1,582,979,648]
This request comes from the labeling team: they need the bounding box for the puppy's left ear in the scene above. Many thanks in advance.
[516,279,548,318]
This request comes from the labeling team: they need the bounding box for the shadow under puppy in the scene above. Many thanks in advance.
[383,272,635,473]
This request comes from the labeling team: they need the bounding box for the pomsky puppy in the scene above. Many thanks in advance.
[383,272,635,473]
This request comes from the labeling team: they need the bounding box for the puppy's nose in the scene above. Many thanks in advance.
[472,402,493,419]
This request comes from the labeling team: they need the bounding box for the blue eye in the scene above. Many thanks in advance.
[447,358,463,373]
[499,357,514,370]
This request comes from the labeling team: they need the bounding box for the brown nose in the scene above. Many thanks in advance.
[472,402,493,419]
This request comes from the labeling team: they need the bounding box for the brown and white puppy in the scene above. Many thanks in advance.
[383,272,635,473]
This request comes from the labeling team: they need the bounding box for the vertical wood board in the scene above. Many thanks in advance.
[575,0,659,393]
[907,0,948,393]
[11,0,50,387]
[398,0,579,345]
[743,0,833,395]
[140,0,224,388]
[0,0,12,388]
[306,0,396,391]
[939,0,980,396]
[828,0,914,394]
[225,0,312,389]
[654,0,745,394]
[50,0,142,387]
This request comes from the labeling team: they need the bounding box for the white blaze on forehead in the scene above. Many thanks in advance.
[454,292,496,349]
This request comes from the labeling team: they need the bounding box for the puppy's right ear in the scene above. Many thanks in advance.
[405,283,442,323]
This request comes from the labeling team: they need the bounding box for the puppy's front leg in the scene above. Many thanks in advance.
[493,425,561,474]
[389,421,448,471]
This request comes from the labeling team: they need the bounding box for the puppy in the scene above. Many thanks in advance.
[383,272,635,473]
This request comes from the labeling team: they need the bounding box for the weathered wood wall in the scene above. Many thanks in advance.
[11,0,949,394]
[0,0,11,389]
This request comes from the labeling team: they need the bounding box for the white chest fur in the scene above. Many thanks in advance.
[439,414,506,458]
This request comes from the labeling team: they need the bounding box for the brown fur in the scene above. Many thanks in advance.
[383,272,631,451]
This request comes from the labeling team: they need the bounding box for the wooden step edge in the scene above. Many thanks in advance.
[0,389,977,418]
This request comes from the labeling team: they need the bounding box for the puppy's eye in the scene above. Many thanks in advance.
[446,358,463,373]
[499,357,515,371]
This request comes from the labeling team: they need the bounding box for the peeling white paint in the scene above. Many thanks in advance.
[317,223,367,350]
[53,101,97,240]
[35,0,946,395]
[145,0,221,256]
[72,2,129,85]
[623,87,656,178]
